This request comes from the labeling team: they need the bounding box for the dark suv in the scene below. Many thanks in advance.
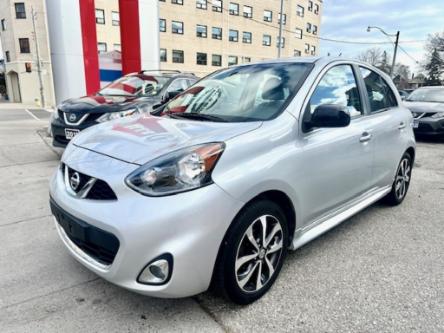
[50,70,197,147]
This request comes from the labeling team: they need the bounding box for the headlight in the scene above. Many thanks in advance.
[431,113,444,119]
[125,143,225,196]
[97,108,139,122]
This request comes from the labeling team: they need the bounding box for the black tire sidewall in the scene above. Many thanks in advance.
[389,152,413,205]
[221,200,289,304]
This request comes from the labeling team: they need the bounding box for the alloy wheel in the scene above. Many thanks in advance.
[395,157,411,200]
[235,215,284,293]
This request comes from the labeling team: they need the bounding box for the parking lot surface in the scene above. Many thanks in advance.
[0,108,443,332]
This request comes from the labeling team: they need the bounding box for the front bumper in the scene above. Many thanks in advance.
[51,117,96,148]
[414,117,444,136]
[49,145,243,298]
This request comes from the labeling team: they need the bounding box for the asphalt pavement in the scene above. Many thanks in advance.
[0,107,442,332]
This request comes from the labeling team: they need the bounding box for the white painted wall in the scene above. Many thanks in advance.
[46,0,86,104]
[139,0,159,70]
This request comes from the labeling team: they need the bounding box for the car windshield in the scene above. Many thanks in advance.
[99,74,170,97]
[164,62,312,122]
[406,88,444,103]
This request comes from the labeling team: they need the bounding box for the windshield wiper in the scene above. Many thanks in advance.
[168,112,228,122]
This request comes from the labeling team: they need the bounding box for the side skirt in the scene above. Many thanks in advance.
[290,186,391,250]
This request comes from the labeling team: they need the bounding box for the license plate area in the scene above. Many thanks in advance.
[51,203,87,241]
[65,128,80,140]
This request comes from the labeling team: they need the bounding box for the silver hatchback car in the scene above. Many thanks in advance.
[50,57,415,304]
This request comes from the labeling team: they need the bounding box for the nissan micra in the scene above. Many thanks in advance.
[50,58,415,304]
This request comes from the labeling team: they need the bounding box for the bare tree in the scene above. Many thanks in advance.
[357,48,385,66]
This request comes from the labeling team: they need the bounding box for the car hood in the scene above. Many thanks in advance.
[59,95,160,114]
[72,115,262,165]
[404,101,444,114]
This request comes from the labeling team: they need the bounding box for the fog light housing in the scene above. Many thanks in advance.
[137,254,173,285]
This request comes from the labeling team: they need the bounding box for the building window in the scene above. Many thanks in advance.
[196,0,207,9]
[294,49,301,57]
[19,38,30,53]
[304,43,310,54]
[278,13,286,25]
[263,10,272,22]
[160,48,167,62]
[112,11,120,26]
[242,56,251,63]
[313,25,318,35]
[243,5,252,18]
[14,3,26,19]
[228,55,238,66]
[263,34,271,46]
[1,19,6,31]
[5,51,10,62]
[212,0,222,12]
[296,5,304,17]
[306,22,312,33]
[242,31,252,44]
[98,42,107,53]
[172,50,184,63]
[229,29,238,42]
[311,45,316,55]
[229,2,239,15]
[295,28,303,39]
[314,4,319,14]
[172,21,184,34]
[196,52,207,65]
[196,24,207,38]
[308,1,313,11]
[159,19,166,32]
[95,9,105,24]
[172,0,183,5]
[212,54,222,66]
[277,37,285,49]
[212,27,222,40]
[113,44,121,51]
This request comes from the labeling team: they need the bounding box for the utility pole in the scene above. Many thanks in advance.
[31,6,45,108]
[277,0,284,58]
[390,31,400,78]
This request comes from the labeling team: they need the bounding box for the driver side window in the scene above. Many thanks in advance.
[309,65,363,118]
[167,79,189,93]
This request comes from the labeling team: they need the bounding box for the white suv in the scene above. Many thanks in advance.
[50,57,415,304]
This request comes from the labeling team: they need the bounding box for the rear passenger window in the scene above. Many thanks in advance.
[360,67,397,113]
[309,65,363,118]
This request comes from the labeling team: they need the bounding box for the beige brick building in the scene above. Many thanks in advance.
[158,0,323,76]
[0,0,55,106]
[94,0,121,53]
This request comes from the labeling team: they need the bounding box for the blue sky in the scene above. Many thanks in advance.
[320,0,444,74]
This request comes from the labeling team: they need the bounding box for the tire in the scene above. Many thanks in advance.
[383,152,413,206]
[213,200,289,305]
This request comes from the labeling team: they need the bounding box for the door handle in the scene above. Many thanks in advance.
[360,132,372,143]
[398,122,406,130]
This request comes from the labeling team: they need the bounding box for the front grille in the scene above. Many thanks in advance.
[50,198,119,265]
[87,179,118,200]
[62,163,118,200]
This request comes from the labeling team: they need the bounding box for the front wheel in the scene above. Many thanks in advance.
[213,200,288,304]
[383,152,413,205]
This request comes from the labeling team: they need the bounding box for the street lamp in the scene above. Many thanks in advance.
[367,26,400,78]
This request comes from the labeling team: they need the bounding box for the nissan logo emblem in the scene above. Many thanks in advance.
[70,172,81,191]
[69,113,77,122]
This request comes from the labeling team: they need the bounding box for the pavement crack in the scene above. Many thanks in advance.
[0,215,52,228]
[1,278,100,310]
[192,296,230,333]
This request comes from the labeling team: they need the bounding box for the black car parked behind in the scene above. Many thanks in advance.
[51,70,197,147]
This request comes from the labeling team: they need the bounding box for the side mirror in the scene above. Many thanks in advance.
[163,90,182,103]
[307,104,351,129]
